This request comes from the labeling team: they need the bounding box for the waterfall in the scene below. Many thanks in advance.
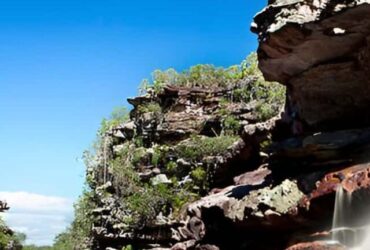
[332,186,354,246]
[331,185,370,249]
[360,229,370,250]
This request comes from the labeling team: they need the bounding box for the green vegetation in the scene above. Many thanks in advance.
[131,147,147,166]
[110,144,194,229]
[54,51,285,249]
[168,135,238,192]
[100,106,129,134]
[140,65,242,93]
[140,53,271,89]
[23,246,52,250]
[137,102,162,114]
[223,116,241,135]
[175,135,238,161]
[139,54,258,94]
[151,147,163,167]
[231,76,285,121]
[111,147,141,197]
[165,161,177,173]
[254,80,285,121]
[191,167,208,190]
[0,218,24,249]
[52,190,94,250]
[139,53,285,122]
[191,167,207,182]
[122,245,133,250]
[52,231,74,250]
[124,183,173,229]
[0,229,11,249]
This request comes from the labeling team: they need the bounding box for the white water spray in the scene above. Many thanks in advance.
[360,228,370,250]
[331,185,370,249]
[332,186,354,246]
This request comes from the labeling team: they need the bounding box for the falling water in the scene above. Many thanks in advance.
[332,186,354,246]
[358,228,370,250]
[331,185,370,249]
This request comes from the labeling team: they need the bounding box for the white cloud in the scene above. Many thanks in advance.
[0,192,74,246]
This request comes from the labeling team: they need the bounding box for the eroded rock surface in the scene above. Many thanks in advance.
[253,0,370,129]
[286,241,346,250]
[86,81,283,250]
[83,2,370,249]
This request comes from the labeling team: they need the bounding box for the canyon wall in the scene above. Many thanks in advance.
[81,1,370,249]
[253,0,370,130]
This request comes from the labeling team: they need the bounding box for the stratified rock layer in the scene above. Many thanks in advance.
[86,2,370,249]
[173,1,370,249]
[87,81,279,250]
[253,0,370,129]
[286,241,346,250]
[89,88,370,249]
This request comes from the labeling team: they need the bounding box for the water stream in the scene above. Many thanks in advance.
[331,185,370,249]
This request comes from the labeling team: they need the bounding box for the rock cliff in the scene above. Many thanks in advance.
[85,73,285,249]
[252,0,370,130]
[75,1,370,250]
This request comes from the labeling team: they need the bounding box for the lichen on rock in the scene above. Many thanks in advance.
[58,2,370,249]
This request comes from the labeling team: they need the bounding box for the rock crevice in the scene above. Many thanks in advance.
[82,2,370,249]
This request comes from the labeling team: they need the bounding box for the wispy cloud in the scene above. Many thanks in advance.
[0,192,74,246]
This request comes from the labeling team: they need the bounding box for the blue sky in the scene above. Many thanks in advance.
[0,0,266,245]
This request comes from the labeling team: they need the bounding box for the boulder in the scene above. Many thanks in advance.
[252,1,370,129]
[151,174,172,185]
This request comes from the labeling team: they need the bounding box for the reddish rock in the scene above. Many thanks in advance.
[233,165,271,186]
[252,0,370,129]
[195,244,220,250]
[303,163,370,205]
[171,240,196,250]
[167,1,370,249]
[286,241,346,250]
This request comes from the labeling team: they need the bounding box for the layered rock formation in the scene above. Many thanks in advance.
[86,78,284,250]
[172,1,370,248]
[252,0,370,130]
[84,1,370,250]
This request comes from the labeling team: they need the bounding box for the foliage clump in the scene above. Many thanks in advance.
[111,145,141,197]
[110,144,194,229]
[191,167,208,190]
[223,116,241,135]
[100,107,129,134]
[51,190,94,250]
[139,64,243,93]
[139,53,266,94]
[137,102,162,114]
[175,135,238,162]
[49,108,124,249]
[0,218,24,250]
[23,246,52,250]
[254,80,285,121]
[54,52,286,249]
[139,53,285,122]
